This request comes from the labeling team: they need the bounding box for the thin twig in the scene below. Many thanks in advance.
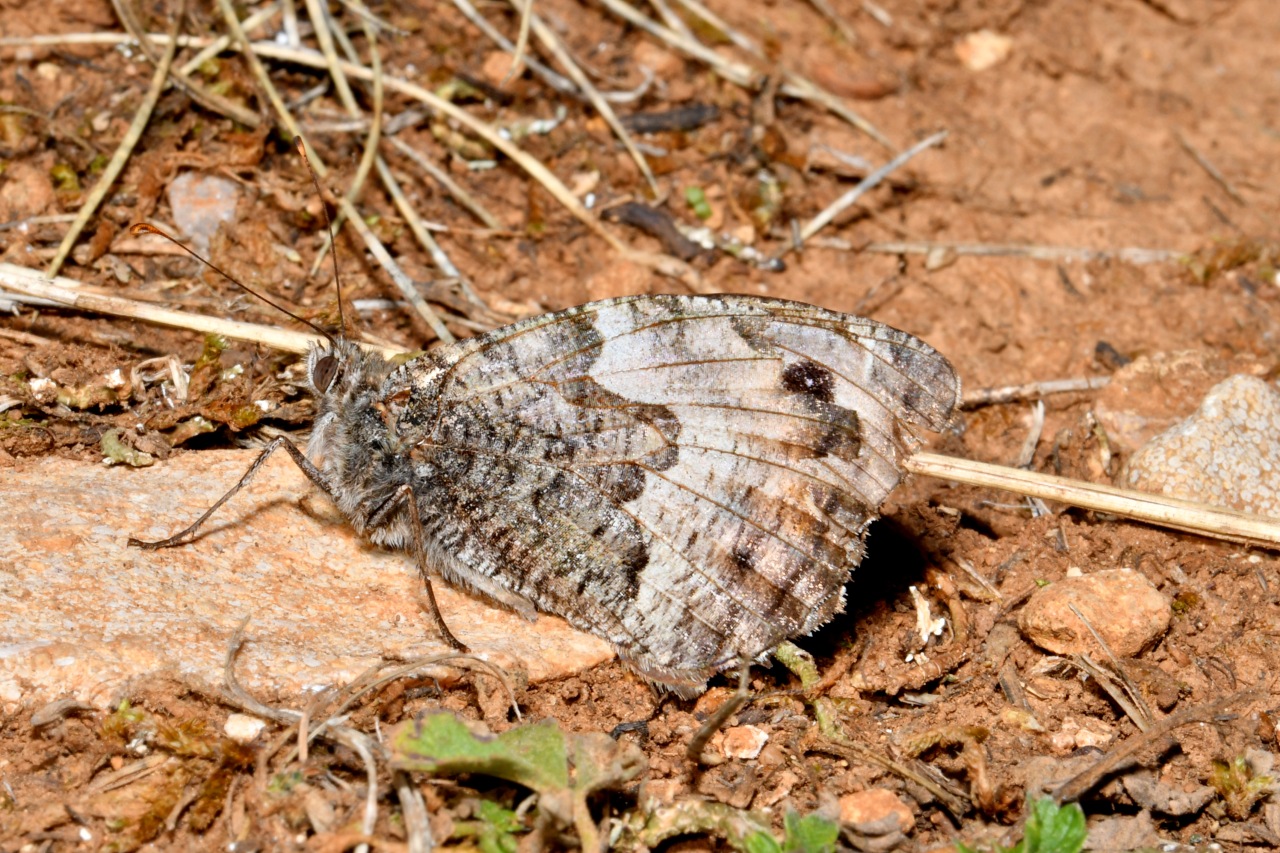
[385,136,502,230]
[1069,653,1153,733]
[786,130,947,255]
[815,736,970,817]
[806,0,858,43]
[962,376,1110,409]
[220,618,380,853]
[395,770,435,853]
[449,0,578,96]
[110,0,261,128]
[506,0,534,86]
[855,239,1181,265]
[1054,688,1261,803]
[47,2,182,277]
[906,451,1280,549]
[178,1,281,77]
[0,105,97,153]
[0,262,401,357]
[1175,128,1246,205]
[522,6,660,196]
[599,0,891,147]
[1013,400,1044,470]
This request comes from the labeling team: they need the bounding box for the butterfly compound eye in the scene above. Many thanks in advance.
[312,354,340,392]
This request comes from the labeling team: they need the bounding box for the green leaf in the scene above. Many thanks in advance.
[390,713,570,793]
[1020,797,1086,853]
[782,811,840,853]
[743,830,783,853]
[390,712,645,853]
[452,800,523,853]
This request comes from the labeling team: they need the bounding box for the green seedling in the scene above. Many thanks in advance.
[451,799,524,853]
[957,796,1085,853]
[744,811,841,853]
[1210,754,1277,820]
[390,712,644,852]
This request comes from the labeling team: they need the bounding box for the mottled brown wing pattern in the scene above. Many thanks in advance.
[394,295,959,694]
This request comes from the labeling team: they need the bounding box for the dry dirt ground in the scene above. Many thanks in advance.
[2,0,1280,850]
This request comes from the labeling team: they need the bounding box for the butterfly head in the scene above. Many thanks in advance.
[303,337,389,402]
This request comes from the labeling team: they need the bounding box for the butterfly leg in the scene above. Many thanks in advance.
[686,659,752,764]
[128,437,335,549]
[372,483,470,654]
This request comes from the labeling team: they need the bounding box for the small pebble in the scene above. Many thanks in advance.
[1019,569,1170,657]
[224,712,267,743]
[954,29,1013,71]
[838,789,914,835]
[1122,375,1280,517]
[167,172,241,255]
[720,725,768,760]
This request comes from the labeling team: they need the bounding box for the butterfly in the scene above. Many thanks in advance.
[135,292,959,697]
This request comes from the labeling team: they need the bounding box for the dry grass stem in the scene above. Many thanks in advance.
[450,0,577,95]
[521,5,660,196]
[110,0,261,128]
[605,0,890,146]
[394,770,434,853]
[385,136,503,229]
[1175,128,1246,205]
[506,0,534,86]
[217,0,453,341]
[0,262,405,356]
[1054,688,1261,803]
[3,25,698,283]
[962,376,1111,408]
[1013,400,1044,470]
[815,736,970,817]
[790,130,947,251]
[649,0,697,40]
[46,4,181,278]
[300,0,378,271]
[828,239,1181,265]
[907,451,1280,549]
[806,0,859,43]
[178,1,280,76]
[671,0,868,123]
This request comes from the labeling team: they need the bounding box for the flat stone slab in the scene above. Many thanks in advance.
[0,449,613,710]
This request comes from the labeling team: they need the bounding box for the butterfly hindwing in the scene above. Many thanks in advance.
[388,295,959,694]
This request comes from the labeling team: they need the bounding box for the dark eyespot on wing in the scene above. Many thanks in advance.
[781,359,835,403]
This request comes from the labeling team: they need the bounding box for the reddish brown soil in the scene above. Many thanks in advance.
[2,0,1279,850]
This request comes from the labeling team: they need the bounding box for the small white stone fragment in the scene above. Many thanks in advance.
[28,377,56,404]
[955,29,1013,71]
[167,172,241,255]
[720,725,768,760]
[224,713,267,743]
[909,585,946,649]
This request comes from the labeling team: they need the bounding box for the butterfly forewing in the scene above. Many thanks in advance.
[390,295,959,694]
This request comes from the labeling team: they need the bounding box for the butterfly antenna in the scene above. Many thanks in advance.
[293,136,347,338]
[129,222,336,345]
